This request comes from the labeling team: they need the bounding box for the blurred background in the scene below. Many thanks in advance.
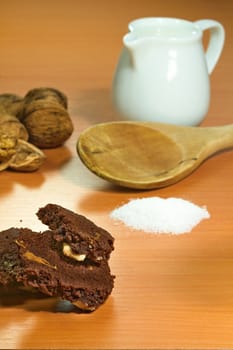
[0,0,232,125]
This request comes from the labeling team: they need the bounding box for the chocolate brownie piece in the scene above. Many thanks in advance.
[0,227,114,311]
[37,204,114,264]
[0,228,22,285]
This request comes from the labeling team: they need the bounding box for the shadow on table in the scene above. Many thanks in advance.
[0,145,73,198]
[0,285,92,314]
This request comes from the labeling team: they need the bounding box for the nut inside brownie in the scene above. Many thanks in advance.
[0,228,23,285]
[0,227,114,311]
[37,204,114,263]
[0,204,115,312]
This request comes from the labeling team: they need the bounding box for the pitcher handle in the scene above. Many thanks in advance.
[194,19,225,74]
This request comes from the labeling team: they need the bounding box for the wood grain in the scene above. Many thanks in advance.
[0,0,233,348]
[77,122,233,189]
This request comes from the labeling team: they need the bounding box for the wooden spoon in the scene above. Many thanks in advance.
[77,121,233,189]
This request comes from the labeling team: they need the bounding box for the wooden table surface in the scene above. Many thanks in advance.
[0,0,233,348]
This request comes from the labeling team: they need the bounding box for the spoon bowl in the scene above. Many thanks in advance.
[77,121,233,189]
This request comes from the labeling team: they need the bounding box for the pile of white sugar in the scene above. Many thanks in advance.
[110,197,210,234]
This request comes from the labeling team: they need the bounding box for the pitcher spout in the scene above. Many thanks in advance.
[123,32,147,67]
[123,32,139,51]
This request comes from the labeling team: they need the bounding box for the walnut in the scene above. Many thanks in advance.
[0,87,73,172]
[20,87,68,111]
[0,94,24,116]
[0,109,29,141]
[19,88,73,148]
[9,139,46,172]
[0,135,17,171]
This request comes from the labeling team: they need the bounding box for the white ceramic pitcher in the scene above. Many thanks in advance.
[112,17,225,126]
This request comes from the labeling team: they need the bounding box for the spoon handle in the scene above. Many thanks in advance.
[203,124,233,154]
[143,121,233,161]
